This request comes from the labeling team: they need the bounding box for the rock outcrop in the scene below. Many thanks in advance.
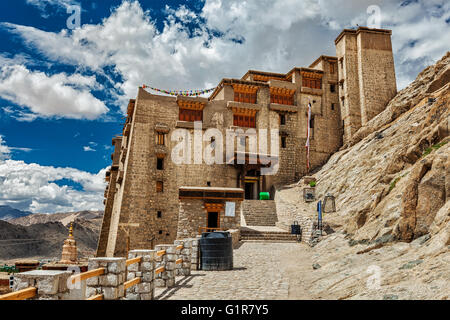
[276,52,449,246]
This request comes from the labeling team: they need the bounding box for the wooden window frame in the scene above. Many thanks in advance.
[233,114,256,128]
[234,91,257,104]
[302,78,322,89]
[179,108,203,122]
[156,181,163,193]
[156,133,165,146]
[330,62,336,74]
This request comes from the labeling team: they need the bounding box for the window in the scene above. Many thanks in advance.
[280,114,286,125]
[207,181,211,187]
[156,181,163,193]
[330,84,336,93]
[302,78,322,89]
[331,103,335,111]
[330,62,336,74]
[270,94,294,105]
[157,157,164,170]
[179,108,202,122]
[281,136,287,148]
[234,91,257,104]
[157,133,165,145]
[233,114,256,128]
[158,230,163,235]
[157,211,162,218]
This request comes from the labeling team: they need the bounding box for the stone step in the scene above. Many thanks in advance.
[240,231,299,242]
[241,240,298,243]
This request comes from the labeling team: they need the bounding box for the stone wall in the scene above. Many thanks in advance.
[177,200,241,239]
[86,257,126,300]
[335,27,397,144]
[228,229,241,248]
[13,270,72,300]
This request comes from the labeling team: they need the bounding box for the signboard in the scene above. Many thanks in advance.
[225,202,235,217]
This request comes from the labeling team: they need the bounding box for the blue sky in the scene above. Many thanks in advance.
[0,0,448,213]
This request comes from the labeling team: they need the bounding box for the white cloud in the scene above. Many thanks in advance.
[5,0,450,112]
[0,136,11,161]
[0,64,108,120]
[26,0,80,18]
[83,146,96,152]
[0,135,105,213]
[0,158,107,213]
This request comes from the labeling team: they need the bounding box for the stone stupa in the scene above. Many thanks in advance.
[59,222,78,264]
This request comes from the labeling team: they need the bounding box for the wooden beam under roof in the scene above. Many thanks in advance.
[269,87,296,96]
[177,99,206,110]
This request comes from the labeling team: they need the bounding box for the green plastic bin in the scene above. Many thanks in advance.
[259,192,270,200]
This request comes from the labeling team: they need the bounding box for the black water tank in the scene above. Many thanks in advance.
[200,231,233,271]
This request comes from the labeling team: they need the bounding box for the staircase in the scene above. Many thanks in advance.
[240,226,299,242]
[242,200,278,226]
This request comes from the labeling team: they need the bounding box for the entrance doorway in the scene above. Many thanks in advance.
[245,182,255,199]
[207,212,219,229]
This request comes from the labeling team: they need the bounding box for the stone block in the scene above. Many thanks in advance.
[154,279,166,287]
[85,286,98,298]
[166,278,175,287]
[118,284,124,298]
[13,278,32,291]
[181,249,191,255]
[102,287,119,300]
[137,282,152,293]
[88,260,99,270]
[99,274,119,287]
[36,277,59,295]
[140,293,153,300]
[142,272,154,282]
[166,254,176,261]
[127,263,139,272]
[181,269,191,276]
[166,247,176,254]
[86,276,99,286]
[166,262,175,271]
[141,261,153,272]
[108,260,126,274]
[127,272,135,281]
[124,293,139,300]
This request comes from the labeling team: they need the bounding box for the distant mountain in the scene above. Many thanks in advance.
[0,205,32,221]
[0,210,104,261]
[10,210,103,226]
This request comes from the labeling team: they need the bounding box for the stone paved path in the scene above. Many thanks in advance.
[154,242,297,300]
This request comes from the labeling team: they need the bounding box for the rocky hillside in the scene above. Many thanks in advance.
[277,51,449,242]
[274,52,449,299]
[0,211,103,262]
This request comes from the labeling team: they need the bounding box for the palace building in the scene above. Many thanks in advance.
[96,27,397,257]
